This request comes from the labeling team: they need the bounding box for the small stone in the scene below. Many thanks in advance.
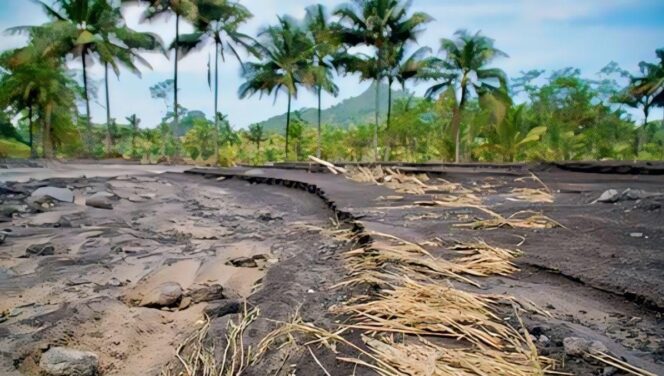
[187,284,224,303]
[86,192,114,210]
[0,233,5,245]
[25,243,55,257]
[227,257,258,268]
[178,296,192,310]
[563,337,591,356]
[39,347,99,376]
[107,277,123,287]
[629,232,643,238]
[140,282,183,308]
[595,189,619,203]
[603,366,618,376]
[203,299,242,318]
[31,187,74,203]
[588,340,609,355]
[538,335,550,345]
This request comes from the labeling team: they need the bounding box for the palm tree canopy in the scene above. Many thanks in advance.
[174,0,258,63]
[389,45,439,88]
[631,47,664,107]
[122,0,198,21]
[426,30,509,101]
[304,4,340,97]
[238,17,314,101]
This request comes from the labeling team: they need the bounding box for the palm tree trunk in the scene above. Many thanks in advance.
[285,93,291,160]
[374,80,380,162]
[638,106,649,155]
[104,62,113,156]
[317,85,322,158]
[173,13,180,159]
[28,104,35,158]
[43,102,53,159]
[451,85,468,163]
[387,79,393,130]
[81,49,92,157]
[213,41,220,165]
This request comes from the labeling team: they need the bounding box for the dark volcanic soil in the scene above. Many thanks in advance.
[1,164,663,376]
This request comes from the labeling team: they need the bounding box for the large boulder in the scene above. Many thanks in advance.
[39,347,99,376]
[139,282,183,308]
[563,337,609,357]
[31,187,74,203]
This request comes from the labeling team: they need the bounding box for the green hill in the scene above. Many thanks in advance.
[257,82,409,133]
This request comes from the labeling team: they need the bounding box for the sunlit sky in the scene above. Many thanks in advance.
[1,0,663,128]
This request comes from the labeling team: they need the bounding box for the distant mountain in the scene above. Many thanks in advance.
[257,82,410,133]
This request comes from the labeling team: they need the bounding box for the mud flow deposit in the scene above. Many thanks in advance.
[1,162,663,376]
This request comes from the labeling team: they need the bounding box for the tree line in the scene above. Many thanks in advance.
[0,0,662,163]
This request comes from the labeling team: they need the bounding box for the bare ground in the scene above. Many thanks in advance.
[1,163,663,375]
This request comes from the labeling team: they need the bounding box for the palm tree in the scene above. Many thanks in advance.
[126,0,198,158]
[247,123,267,153]
[239,17,314,160]
[335,0,431,160]
[175,0,256,165]
[0,29,80,159]
[425,30,509,163]
[7,0,122,155]
[481,105,546,162]
[126,114,141,159]
[100,23,163,155]
[304,4,340,158]
[625,48,664,153]
[386,45,438,128]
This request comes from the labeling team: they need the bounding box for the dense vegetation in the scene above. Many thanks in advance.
[0,0,662,163]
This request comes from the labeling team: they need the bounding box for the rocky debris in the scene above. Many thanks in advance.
[227,256,258,268]
[595,188,658,204]
[563,337,609,357]
[31,187,74,203]
[39,347,99,376]
[24,242,55,257]
[140,282,183,308]
[203,299,242,318]
[85,192,114,209]
[187,284,225,303]
[629,232,644,238]
[178,296,192,310]
[0,233,5,244]
[257,212,282,222]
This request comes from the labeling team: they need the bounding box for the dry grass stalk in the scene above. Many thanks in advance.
[344,166,472,197]
[455,210,563,230]
[341,334,547,376]
[162,304,260,376]
[450,241,522,277]
[308,155,348,174]
[508,188,554,203]
[414,192,482,208]
[587,352,657,376]
[334,277,525,349]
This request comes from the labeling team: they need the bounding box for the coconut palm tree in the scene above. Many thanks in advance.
[425,30,509,163]
[335,0,431,160]
[175,0,256,164]
[125,0,198,157]
[0,44,79,158]
[100,23,163,155]
[304,4,340,158]
[6,0,123,155]
[239,17,314,160]
[386,44,438,128]
[247,123,267,153]
[126,114,141,159]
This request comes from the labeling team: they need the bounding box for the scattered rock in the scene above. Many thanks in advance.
[25,243,55,257]
[86,192,114,210]
[595,188,658,204]
[0,233,5,245]
[203,299,242,318]
[595,189,619,203]
[603,366,618,376]
[139,282,183,308]
[538,335,550,345]
[178,296,192,310]
[39,347,99,376]
[31,187,74,203]
[629,232,644,238]
[187,284,225,303]
[227,256,258,268]
[257,212,282,222]
[563,337,608,357]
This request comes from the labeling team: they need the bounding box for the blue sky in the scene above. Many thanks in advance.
[1,0,663,128]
